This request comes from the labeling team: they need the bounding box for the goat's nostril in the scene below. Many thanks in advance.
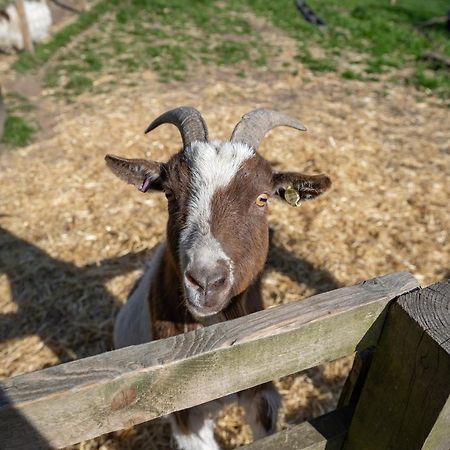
[185,271,205,292]
[210,276,227,289]
[185,268,228,294]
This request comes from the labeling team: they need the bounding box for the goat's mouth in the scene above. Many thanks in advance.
[183,286,232,318]
[182,264,233,318]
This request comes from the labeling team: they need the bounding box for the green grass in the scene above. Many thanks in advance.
[237,0,449,95]
[20,0,272,98]
[12,0,450,100]
[341,69,366,81]
[2,115,36,147]
[4,92,34,113]
[7,0,448,148]
[64,75,93,94]
[1,93,37,148]
[14,0,116,72]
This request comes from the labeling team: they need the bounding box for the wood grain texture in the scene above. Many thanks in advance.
[343,280,450,450]
[0,272,418,449]
[241,408,349,450]
[398,279,450,353]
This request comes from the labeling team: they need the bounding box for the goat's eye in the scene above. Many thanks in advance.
[255,193,269,207]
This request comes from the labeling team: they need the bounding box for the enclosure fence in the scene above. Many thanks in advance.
[1,272,449,450]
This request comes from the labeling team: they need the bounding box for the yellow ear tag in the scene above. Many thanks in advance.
[284,186,301,207]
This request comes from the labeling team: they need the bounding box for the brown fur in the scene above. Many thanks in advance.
[148,248,200,340]
[174,409,192,435]
[147,244,265,338]
[210,155,272,300]
[106,141,331,446]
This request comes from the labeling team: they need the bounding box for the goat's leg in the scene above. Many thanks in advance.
[169,401,222,450]
[239,382,281,440]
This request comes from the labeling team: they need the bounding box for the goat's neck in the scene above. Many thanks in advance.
[214,278,264,322]
[149,247,264,339]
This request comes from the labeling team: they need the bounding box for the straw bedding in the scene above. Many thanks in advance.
[1,32,449,449]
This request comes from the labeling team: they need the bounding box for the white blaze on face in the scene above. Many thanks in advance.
[179,140,254,280]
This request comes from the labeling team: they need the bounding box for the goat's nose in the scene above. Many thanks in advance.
[185,270,206,291]
[185,261,228,293]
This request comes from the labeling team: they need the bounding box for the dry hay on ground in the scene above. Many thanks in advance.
[1,60,449,449]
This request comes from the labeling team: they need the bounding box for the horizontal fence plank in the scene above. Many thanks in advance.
[242,408,349,450]
[0,272,419,449]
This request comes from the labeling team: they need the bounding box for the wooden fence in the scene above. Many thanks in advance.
[1,272,449,450]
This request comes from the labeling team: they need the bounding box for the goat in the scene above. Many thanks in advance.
[105,107,331,450]
[0,0,51,51]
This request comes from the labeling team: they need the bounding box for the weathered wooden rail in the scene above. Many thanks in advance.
[1,272,449,450]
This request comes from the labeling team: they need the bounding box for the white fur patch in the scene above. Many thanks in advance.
[183,141,254,220]
[180,141,254,264]
[240,386,281,440]
[113,243,166,348]
[168,403,221,450]
[179,141,254,314]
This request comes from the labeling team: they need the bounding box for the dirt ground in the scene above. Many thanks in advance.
[0,0,96,144]
[1,12,449,450]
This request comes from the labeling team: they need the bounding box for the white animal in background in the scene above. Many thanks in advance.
[0,0,52,51]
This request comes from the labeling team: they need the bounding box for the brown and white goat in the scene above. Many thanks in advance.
[106,107,331,450]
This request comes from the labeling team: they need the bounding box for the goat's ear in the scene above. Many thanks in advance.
[105,155,163,192]
[272,171,331,206]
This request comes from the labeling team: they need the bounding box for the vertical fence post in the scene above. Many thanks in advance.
[343,280,450,450]
[337,348,374,411]
[16,0,34,53]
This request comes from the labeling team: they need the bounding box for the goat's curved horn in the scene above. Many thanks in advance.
[230,109,306,150]
[145,106,209,148]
